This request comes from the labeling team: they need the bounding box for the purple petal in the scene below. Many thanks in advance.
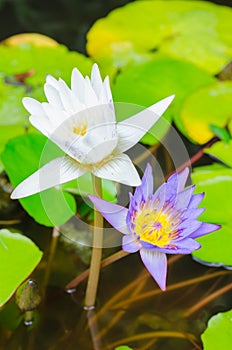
[165,172,178,202]
[187,193,204,209]
[182,208,205,220]
[174,185,196,211]
[140,249,167,291]
[177,168,189,191]
[154,238,201,254]
[177,220,202,237]
[190,222,221,238]
[122,235,140,253]
[88,195,130,235]
[141,163,154,199]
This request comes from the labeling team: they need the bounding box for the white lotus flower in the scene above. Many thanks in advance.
[11,64,174,199]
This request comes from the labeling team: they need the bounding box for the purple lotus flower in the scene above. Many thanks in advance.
[89,164,220,290]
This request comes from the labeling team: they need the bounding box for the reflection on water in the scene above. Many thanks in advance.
[1,231,231,350]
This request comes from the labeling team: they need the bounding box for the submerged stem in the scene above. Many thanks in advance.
[84,175,103,309]
[42,226,60,298]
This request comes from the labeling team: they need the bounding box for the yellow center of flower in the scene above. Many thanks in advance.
[73,122,88,136]
[134,209,173,247]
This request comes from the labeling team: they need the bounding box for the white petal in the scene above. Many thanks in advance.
[91,63,103,98]
[93,153,141,186]
[44,83,63,109]
[116,95,175,153]
[84,76,98,107]
[29,115,51,137]
[103,76,113,103]
[58,78,74,111]
[23,97,46,117]
[11,156,86,199]
[71,67,86,103]
[42,102,69,127]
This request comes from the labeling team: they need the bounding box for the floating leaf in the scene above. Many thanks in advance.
[209,125,231,144]
[1,134,76,227]
[0,229,42,307]
[201,309,232,350]
[113,57,215,144]
[191,164,232,266]
[204,140,232,167]
[2,33,59,48]
[180,82,232,144]
[87,0,232,74]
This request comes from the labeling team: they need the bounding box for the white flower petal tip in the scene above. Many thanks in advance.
[10,156,86,199]
[148,94,175,116]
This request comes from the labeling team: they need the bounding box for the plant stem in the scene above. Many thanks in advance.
[111,270,230,310]
[106,331,198,350]
[66,250,129,291]
[42,226,60,298]
[183,282,232,318]
[84,175,103,309]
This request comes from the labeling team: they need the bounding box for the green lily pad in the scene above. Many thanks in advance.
[204,140,232,167]
[113,57,215,145]
[87,0,232,74]
[0,229,42,307]
[191,164,232,266]
[1,134,76,227]
[180,82,232,144]
[0,43,93,168]
[201,309,232,350]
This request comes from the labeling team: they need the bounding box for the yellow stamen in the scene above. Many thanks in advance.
[73,123,88,136]
[134,209,173,247]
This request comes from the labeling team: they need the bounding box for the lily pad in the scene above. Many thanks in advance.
[113,57,215,145]
[201,309,232,350]
[191,164,232,266]
[0,229,42,307]
[1,134,76,227]
[180,82,232,144]
[87,0,232,74]
[204,140,232,167]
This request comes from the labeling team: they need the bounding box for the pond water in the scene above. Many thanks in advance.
[0,140,232,350]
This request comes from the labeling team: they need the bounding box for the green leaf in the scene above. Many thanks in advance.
[114,347,132,350]
[1,134,76,227]
[0,229,42,307]
[113,57,215,145]
[209,125,231,144]
[201,309,232,350]
[191,164,232,266]
[180,82,232,144]
[204,140,232,167]
[87,0,232,74]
